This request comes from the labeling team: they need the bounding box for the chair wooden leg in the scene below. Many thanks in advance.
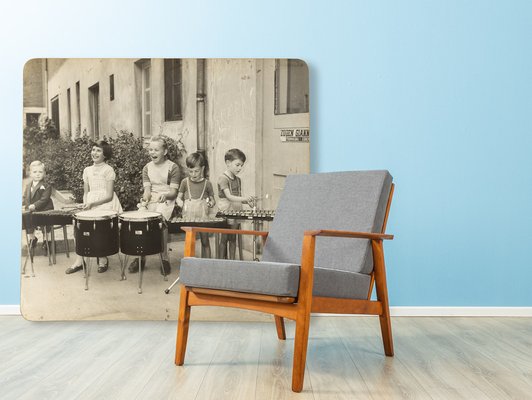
[379,310,394,356]
[175,286,191,365]
[63,225,70,257]
[372,239,394,356]
[291,311,311,392]
[274,316,286,340]
[51,227,56,264]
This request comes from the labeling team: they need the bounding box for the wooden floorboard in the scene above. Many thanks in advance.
[306,317,374,400]
[194,322,262,400]
[255,322,315,400]
[421,318,532,399]
[332,317,433,400]
[0,315,531,399]
[391,317,492,400]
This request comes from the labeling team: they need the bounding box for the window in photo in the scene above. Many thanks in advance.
[274,59,309,115]
[164,59,182,121]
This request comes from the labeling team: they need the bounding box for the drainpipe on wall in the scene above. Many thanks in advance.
[196,59,208,176]
[44,58,49,118]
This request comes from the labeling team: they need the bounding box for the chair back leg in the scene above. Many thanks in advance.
[274,316,286,340]
[372,240,394,356]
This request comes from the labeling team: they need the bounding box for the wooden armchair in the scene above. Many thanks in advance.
[175,170,395,392]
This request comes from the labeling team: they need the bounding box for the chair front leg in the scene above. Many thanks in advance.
[175,285,191,365]
[292,306,311,392]
[292,234,316,392]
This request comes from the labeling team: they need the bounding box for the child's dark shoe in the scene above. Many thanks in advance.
[65,264,83,274]
[128,257,146,273]
[97,259,109,273]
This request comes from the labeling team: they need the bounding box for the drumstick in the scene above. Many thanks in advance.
[252,194,270,200]
[62,204,84,210]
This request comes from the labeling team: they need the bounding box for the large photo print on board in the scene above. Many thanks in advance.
[21,58,310,320]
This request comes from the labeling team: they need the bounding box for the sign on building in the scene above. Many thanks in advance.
[278,128,310,142]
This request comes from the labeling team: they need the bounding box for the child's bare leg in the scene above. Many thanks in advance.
[219,234,228,259]
[161,227,169,260]
[159,226,171,275]
[200,232,211,258]
[65,229,83,273]
[44,226,51,242]
[228,234,236,260]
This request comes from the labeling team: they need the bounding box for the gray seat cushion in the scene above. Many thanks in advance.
[180,257,300,297]
[180,258,372,300]
[313,267,372,299]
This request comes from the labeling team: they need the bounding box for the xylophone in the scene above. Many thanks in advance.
[215,209,275,261]
[215,209,275,221]
[30,208,78,227]
[22,208,78,266]
[167,217,228,234]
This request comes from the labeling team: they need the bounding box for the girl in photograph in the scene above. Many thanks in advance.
[128,135,180,275]
[65,140,122,274]
[177,152,216,258]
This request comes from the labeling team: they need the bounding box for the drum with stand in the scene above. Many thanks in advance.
[119,210,166,294]
[73,210,121,290]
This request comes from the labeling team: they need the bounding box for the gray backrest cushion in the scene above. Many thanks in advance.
[262,170,392,275]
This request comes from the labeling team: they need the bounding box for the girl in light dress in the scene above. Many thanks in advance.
[127,136,180,275]
[65,140,122,274]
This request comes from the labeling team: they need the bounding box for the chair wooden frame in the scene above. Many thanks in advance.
[175,184,395,392]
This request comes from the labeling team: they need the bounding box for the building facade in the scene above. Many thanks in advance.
[26,58,310,208]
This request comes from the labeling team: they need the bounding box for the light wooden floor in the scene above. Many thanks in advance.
[1,315,531,399]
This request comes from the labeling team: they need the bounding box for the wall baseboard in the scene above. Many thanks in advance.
[0,305,21,315]
[389,307,532,317]
[2,305,531,317]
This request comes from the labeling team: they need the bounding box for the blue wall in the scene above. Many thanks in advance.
[1,0,531,306]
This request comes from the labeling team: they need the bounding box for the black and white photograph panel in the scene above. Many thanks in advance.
[21,58,310,321]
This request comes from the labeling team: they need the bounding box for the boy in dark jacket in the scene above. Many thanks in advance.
[22,160,54,251]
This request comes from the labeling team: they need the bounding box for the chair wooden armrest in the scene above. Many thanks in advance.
[304,229,393,240]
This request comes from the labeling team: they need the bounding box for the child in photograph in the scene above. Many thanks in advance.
[217,148,255,259]
[65,140,123,274]
[22,161,54,253]
[128,135,180,274]
[177,152,216,258]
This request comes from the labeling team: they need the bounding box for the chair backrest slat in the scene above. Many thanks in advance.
[262,170,393,275]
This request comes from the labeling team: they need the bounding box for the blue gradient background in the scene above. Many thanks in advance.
[1,0,531,307]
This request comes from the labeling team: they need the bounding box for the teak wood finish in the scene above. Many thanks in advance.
[175,184,395,392]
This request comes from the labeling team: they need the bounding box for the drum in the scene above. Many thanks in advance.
[73,210,119,257]
[119,211,163,256]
